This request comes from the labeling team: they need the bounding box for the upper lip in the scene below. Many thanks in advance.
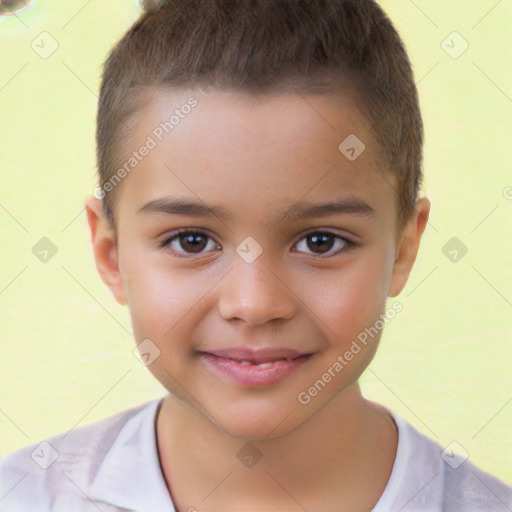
[201,347,312,364]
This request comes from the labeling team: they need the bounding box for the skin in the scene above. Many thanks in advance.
[85,86,430,511]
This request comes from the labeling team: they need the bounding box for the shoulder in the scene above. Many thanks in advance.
[385,411,512,512]
[439,449,512,512]
[0,399,162,511]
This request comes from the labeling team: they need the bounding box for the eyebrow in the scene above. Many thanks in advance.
[138,196,376,225]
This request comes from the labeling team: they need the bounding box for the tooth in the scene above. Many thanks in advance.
[234,359,288,366]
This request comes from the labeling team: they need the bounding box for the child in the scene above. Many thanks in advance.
[1,0,511,510]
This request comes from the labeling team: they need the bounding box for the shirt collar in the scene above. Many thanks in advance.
[87,396,176,511]
[86,400,408,511]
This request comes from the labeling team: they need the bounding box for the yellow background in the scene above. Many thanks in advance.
[1,0,511,484]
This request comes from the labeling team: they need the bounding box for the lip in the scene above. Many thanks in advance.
[199,347,313,387]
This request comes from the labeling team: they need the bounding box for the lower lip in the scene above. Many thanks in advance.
[199,353,312,386]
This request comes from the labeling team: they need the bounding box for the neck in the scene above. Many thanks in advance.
[156,384,398,511]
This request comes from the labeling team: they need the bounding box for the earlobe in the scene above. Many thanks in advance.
[388,197,431,297]
[84,197,127,305]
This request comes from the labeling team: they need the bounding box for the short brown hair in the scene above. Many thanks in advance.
[96,0,423,231]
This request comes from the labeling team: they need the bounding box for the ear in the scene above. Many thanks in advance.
[388,197,431,297]
[84,197,127,305]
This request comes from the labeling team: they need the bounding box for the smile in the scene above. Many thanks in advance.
[199,350,313,386]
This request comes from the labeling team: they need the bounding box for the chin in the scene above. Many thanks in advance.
[210,395,310,441]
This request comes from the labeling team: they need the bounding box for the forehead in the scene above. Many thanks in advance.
[116,86,396,229]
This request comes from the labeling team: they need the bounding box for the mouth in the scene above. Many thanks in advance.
[222,357,302,367]
[198,347,314,386]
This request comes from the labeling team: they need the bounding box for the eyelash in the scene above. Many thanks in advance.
[160,228,356,259]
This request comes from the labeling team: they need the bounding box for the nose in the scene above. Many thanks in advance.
[218,253,296,326]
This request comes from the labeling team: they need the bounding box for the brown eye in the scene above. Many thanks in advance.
[179,232,208,253]
[306,233,335,253]
[294,231,354,258]
[162,230,220,257]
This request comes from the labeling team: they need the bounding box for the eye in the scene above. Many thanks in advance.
[293,231,354,258]
[161,229,220,257]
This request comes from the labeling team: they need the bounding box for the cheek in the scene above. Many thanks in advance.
[119,248,201,341]
[314,252,392,342]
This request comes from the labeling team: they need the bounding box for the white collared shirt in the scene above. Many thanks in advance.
[1,396,511,511]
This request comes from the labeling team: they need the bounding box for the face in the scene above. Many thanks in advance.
[87,86,429,440]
